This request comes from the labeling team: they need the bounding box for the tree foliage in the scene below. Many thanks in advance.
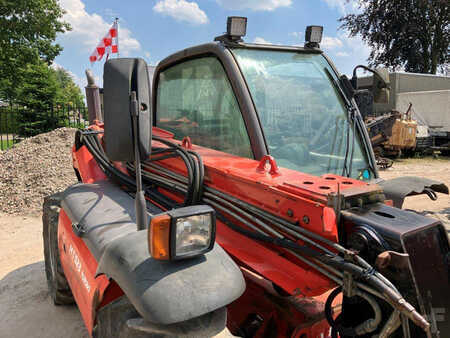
[340,0,449,74]
[16,60,62,136]
[13,62,86,137]
[54,67,85,107]
[0,0,70,102]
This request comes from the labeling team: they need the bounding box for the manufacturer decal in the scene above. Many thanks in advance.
[69,244,91,292]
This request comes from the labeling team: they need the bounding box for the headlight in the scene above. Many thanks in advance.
[148,205,216,260]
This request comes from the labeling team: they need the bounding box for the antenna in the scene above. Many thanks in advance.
[130,91,147,231]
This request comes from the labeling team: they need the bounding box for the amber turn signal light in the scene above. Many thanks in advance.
[148,214,171,260]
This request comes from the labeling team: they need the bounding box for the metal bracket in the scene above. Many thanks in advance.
[257,155,280,175]
[181,136,192,149]
[343,271,356,298]
[72,222,86,237]
[375,251,410,270]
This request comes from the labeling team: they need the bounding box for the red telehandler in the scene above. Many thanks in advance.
[43,18,449,338]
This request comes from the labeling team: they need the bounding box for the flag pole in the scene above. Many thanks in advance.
[115,17,119,58]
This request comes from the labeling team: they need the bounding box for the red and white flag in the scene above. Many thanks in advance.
[89,19,119,63]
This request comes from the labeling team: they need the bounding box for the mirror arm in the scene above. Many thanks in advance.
[352,65,388,89]
[131,91,148,231]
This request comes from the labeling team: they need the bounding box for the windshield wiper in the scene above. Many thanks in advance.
[323,67,356,177]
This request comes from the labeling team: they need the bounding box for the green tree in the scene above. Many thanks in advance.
[340,0,449,74]
[54,67,85,107]
[0,0,70,103]
[16,61,63,136]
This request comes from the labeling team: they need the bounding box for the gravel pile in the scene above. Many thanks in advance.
[0,128,78,215]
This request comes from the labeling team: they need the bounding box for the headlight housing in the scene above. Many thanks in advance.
[149,205,216,260]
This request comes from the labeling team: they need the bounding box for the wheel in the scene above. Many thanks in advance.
[43,192,74,305]
[93,296,230,338]
[93,296,140,338]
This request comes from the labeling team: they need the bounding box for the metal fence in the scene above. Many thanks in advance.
[0,105,89,151]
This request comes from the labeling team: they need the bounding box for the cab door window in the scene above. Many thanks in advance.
[156,57,252,158]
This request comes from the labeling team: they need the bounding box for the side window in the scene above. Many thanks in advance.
[156,57,252,158]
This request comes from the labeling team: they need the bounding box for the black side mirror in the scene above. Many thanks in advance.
[351,65,390,105]
[372,68,390,104]
[103,58,151,162]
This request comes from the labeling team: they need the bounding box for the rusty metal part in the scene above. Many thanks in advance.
[85,69,103,123]
[375,251,410,270]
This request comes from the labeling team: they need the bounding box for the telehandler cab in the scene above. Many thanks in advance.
[44,17,449,338]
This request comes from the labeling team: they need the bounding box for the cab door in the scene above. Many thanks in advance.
[154,56,254,159]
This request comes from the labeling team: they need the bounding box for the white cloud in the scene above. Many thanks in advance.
[321,36,343,50]
[153,0,208,25]
[336,51,349,57]
[51,62,86,90]
[59,0,141,56]
[253,37,272,44]
[216,0,291,11]
[289,31,302,39]
[322,0,359,15]
[338,32,370,59]
[326,32,371,75]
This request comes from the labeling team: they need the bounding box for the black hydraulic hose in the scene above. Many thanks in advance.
[82,133,175,210]
[152,136,200,206]
[188,150,204,202]
[325,287,357,337]
[128,164,187,197]
[128,140,204,206]
[150,152,179,162]
[188,151,201,204]
[213,208,326,259]
[173,149,195,206]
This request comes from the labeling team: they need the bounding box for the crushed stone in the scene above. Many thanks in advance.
[0,128,78,215]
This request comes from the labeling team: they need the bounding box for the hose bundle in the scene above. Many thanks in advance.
[81,130,430,337]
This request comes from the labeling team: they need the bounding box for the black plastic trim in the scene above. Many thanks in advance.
[96,232,245,324]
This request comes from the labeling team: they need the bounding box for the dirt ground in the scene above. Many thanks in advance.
[379,157,450,228]
[0,157,449,337]
[0,214,88,337]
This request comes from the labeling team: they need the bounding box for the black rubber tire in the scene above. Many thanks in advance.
[93,296,141,338]
[43,192,75,305]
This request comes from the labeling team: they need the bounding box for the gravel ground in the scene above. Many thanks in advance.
[0,128,78,215]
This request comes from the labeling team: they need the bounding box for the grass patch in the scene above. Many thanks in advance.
[0,139,14,150]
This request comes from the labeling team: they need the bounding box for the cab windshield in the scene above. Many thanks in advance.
[232,48,372,180]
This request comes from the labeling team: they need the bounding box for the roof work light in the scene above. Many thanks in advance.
[215,16,247,43]
[305,25,323,48]
[227,16,247,38]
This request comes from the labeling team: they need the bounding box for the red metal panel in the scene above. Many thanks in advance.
[70,127,372,335]
[58,210,111,336]
[73,145,107,184]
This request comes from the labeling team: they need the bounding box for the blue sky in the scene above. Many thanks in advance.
[55,0,370,90]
